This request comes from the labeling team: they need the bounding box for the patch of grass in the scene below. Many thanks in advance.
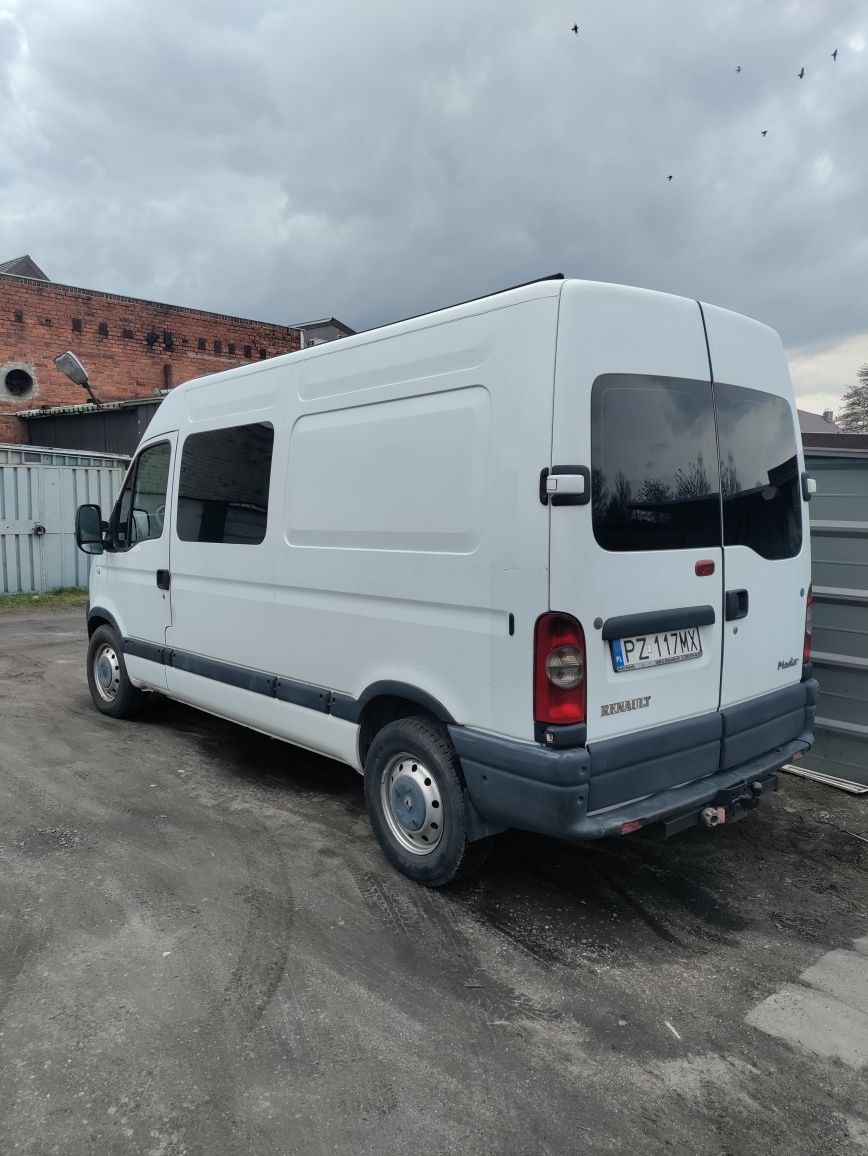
[0,587,88,614]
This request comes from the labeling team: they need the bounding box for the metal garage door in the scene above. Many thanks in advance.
[802,447,868,788]
[0,444,127,594]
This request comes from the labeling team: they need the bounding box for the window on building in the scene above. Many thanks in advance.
[98,322,109,337]
[228,343,236,356]
[197,337,206,351]
[72,318,82,334]
[214,340,222,355]
[113,441,172,550]
[244,345,252,359]
[591,374,721,552]
[176,423,274,545]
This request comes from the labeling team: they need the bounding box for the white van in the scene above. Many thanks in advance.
[74,276,818,886]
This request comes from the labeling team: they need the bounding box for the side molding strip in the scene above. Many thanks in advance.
[120,640,454,723]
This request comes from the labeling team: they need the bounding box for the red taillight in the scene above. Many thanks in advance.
[534,612,586,726]
[803,585,813,664]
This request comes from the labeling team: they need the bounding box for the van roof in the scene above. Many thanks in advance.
[149,276,771,438]
[153,273,570,415]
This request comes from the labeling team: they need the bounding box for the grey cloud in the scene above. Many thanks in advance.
[1,0,865,349]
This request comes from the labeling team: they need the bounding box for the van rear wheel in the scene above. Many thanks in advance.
[363,716,491,887]
[86,624,147,719]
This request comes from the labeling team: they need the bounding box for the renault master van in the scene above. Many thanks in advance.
[74,276,817,886]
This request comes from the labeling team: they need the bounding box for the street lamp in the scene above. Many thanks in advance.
[53,351,102,406]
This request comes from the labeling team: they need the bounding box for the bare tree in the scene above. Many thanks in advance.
[837,365,868,433]
[719,450,741,496]
[673,453,711,498]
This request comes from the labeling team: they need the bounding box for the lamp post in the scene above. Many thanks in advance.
[53,351,102,406]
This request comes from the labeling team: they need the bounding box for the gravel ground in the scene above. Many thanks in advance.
[1,609,867,1156]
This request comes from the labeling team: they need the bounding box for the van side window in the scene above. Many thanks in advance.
[590,374,721,552]
[176,422,274,545]
[714,383,802,560]
[114,441,171,550]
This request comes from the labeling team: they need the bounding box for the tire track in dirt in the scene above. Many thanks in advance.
[352,866,563,1040]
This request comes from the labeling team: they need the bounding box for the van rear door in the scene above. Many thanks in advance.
[550,282,725,759]
[700,304,811,714]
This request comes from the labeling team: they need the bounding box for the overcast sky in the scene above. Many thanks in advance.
[1,0,865,413]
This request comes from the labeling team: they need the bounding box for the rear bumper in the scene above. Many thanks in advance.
[450,678,818,842]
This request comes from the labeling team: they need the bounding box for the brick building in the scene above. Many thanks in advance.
[0,257,304,444]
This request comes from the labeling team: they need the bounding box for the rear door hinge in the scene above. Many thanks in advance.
[539,465,591,506]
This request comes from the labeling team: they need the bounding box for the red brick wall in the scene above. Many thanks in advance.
[0,274,301,444]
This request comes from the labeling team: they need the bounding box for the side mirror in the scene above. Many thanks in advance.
[75,504,104,555]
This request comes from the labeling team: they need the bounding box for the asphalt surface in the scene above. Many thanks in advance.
[1,608,867,1156]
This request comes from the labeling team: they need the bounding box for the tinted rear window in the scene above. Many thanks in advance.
[715,383,802,560]
[591,374,721,552]
[177,422,274,545]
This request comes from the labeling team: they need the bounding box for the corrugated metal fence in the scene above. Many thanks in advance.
[803,447,868,787]
[0,444,128,594]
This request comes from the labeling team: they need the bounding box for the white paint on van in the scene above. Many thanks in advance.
[287,386,489,553]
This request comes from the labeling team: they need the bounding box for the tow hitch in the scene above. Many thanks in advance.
[664,773,778,839]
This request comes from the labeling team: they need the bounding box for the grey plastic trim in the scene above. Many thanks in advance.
[452,720,810,842]
[534,721,587,747]
[115,643,453,726]
[720,680,816,770]
[123,637,166,665]
[586,712,722,812]
[87,606,121,638]
[449,727,591,787]
[451,681,816,839]
[601,604,715,641]
[332,681,455,724]
[275,677,332,713]
[169,649,276,697]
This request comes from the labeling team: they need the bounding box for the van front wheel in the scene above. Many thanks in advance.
[363,716,490,887]
[86,624,147,719]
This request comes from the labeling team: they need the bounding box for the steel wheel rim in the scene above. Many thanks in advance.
[93,642,121,703]
[380,752,444,856]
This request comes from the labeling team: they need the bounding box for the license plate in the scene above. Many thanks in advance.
[611,627,702,672]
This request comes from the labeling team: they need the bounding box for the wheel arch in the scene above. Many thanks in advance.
[352,682,456,767]
[87,606,121,639]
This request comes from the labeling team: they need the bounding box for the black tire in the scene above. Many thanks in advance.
[86,624,148,719]
[363,716,492,887]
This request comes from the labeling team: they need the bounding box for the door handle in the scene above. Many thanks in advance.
[156,569,171,591]
[725,589,749,621]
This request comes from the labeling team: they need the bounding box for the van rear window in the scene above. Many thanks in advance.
[591,374,721,552]
[715,383,802,560]
[177,422,274,545]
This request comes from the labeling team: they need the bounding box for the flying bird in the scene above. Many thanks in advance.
[761,130,767,137]
[571,24,579,34]
[832,48,838,61]
[667,175,673,182]
[736,65,742,73]
[798,67,805,79]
